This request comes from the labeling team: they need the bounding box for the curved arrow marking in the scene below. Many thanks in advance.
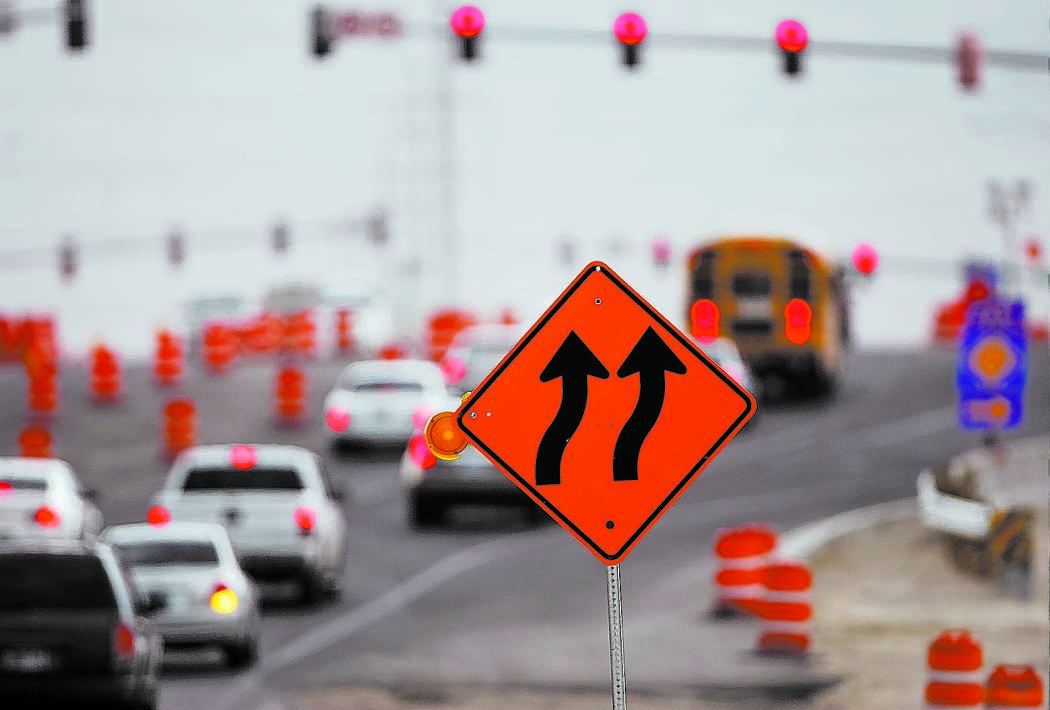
[535,331,609,485]
[613,327,687,482]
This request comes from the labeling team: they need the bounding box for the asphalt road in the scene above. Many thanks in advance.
[1,346,1047,708]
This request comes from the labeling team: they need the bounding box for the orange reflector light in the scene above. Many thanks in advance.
[784,299,812,345]
[424,410,468,461]
[146,505,171,527]
[209,584,239,615]
[34,505,60,528]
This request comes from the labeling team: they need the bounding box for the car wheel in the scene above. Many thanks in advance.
[224,638,259,669]
[409,494,445,529]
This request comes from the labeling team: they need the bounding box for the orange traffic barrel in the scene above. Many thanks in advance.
[202,322,237,374]
[153,330,184,387]
[274,364,306,425]
[89,344,122,403]
[24,344,58,416]
[163,399,196,457]
[18,423,52,458]
[711,525,777,617]
[926,629,984,708]
[335,308,354,354]
[986,665,1044,709]
[753,560,812,655]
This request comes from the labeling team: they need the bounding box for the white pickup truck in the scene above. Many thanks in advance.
[148,444,347,604]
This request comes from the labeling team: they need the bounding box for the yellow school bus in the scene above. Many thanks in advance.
[684,236,850,398]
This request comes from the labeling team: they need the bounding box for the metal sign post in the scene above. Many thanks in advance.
[606,564,627,710]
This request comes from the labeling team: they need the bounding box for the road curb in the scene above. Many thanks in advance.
[779,496,916,560]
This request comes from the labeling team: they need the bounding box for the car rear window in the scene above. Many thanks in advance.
[0,478,47,492]
[113,541,219,567]
[0,554,116,611]
[351,381,423,393]
[182,467,303,491]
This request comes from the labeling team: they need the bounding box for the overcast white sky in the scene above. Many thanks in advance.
[0,1,1046,353]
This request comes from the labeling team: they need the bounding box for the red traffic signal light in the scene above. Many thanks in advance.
[851,243,879,275]
[450,5,484,61]
[955,31,983,93]
[775,19,807,76]
[613,12,647,69]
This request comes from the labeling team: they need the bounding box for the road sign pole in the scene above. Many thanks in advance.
[606,564,628,710]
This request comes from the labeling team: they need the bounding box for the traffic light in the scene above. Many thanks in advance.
[272,220,290,254]
[58,235,77,282]
[850,243,879,276]
[367,211,389,247]
[450,5,484,61]
[167,228,185,268]
[310,4,333,60]
[955,31,983,93]
[612,12,647,69]
[64,0,89,52]
[775,19,808,76]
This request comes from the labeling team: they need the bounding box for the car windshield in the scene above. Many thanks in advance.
[182,466,303,491]
[0,554,115,611]
[349,381,423,393]
[468,340,513,357]
[113,541,219,567]
[0,477,47,492]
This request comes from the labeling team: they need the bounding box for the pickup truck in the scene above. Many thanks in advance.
[149,444,347,604]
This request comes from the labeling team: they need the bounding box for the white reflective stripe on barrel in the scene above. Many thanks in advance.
[925,669,984,684]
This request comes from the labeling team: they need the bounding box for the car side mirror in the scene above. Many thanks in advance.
[81,488,99,502]
[137,591,166,615]
[330,488,347,502]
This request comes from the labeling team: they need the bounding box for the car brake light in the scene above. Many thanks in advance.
[408,433,437,470]
[411,406,432,432]
[146,505,171,527]
[230,445,256,470]
[209,583,239,615]
[440,356,466,384]
[0,481,11,497]
[294,506,316,533]
[326,406,351,432]
[784,298,812,345]
[113,621,135,659]
[690,299,720,343]
[34,505,60,528]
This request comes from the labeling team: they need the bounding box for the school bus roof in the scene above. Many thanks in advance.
[686,236,832,273]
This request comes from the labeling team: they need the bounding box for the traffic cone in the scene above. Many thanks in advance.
[274,364,306,425]
[18,423,52,458]
[926,629,984,709]
[753,560,812,655]
[154,330,184,387]
[986,665,1043,709]
[24,343,58,416]
[163,399,196,457]
[202,323,237,374]
[89,343,122,403]
[335,308,354,354]
[711,525,777,617]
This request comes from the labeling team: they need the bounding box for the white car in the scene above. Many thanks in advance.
[440,323,524,394]
[148,445,347,604]
[0,458,103,541]
[102,522,261,669]
[696,337,763,404]
[323,359,459,448]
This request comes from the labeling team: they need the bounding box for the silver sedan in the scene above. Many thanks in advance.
[102,522,261,669]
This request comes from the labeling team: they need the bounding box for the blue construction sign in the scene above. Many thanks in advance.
[957,296,1027,430]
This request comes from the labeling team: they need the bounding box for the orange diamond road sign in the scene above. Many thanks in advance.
[457,262,756,564]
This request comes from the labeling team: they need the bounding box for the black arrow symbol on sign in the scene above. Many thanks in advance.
[535,331,609,485]
[613,327,687,482]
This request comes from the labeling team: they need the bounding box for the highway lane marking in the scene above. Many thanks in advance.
[213,531,558,710]
[859,403,956,446]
